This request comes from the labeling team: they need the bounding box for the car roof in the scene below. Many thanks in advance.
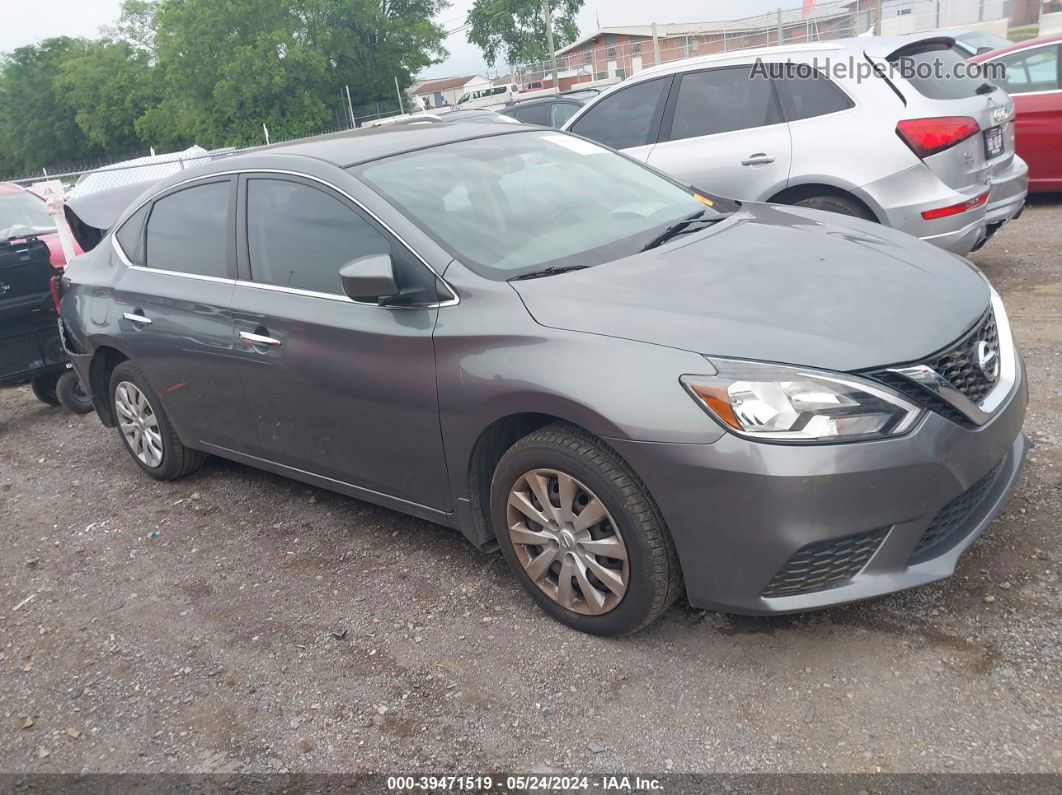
[506,94,586,108]
[245,122,524,167]
[969,33,1062,61]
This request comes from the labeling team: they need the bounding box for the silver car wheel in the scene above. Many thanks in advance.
[114,381,164,468]
[506,468,629,616]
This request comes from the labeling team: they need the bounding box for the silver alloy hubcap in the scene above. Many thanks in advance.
[507,468,629,616]
[114,381,164,468]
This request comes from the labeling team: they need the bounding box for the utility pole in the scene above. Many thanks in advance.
[345,85,355,127]
[651,22,660,65]
[394,75,404,114]
[776,8,783,46]
[541,0,560,90]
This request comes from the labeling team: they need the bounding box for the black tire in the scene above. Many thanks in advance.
[30,373,61,406]
[109,360,206,480]
[490,422,682,636]
[56,370,94,414]
[791,194,876,221]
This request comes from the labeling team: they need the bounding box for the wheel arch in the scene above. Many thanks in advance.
[88,345,129,426]
[768,181,882,222]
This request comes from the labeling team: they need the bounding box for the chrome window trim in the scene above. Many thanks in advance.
[231,278,456,309]
[109,167,460,307]
[887,290,1016,426]
[112,237,237,285]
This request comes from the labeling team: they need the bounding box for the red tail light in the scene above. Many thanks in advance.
[921,191,990,221]
[897,117,980,159]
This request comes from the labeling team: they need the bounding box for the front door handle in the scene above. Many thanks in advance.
[123,312,152,325]
[741,153,776,166]
[239,331,282,347]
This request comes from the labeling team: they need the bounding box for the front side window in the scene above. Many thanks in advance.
[550,102,582,128]
[245,179,391,295]
[568,77,671,150]
[355,130,734,280]
[774,69,854,121]
[668,67,782,141]
[143,181,229,278]
[995,45,1060,94]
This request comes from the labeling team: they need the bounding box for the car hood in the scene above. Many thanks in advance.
[510,203,991,372]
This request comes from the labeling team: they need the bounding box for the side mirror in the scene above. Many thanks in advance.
[339,254,399,303]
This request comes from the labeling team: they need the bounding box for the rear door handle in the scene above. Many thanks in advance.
[123,312,152,325]
[741,154,776,166]
[239,331,282,347]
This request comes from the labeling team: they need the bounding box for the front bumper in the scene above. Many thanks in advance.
[609,358,1029,615]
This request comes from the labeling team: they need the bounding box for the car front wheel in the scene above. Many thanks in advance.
[109,361,205,480]
[491,422,682,635]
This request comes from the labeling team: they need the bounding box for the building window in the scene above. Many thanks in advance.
[606,33,617,60]
[583,44,592,64]
[632,40,642,56]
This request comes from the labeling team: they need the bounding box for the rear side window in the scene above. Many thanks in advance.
[774,70,854,121]
[114,204,149,265]
[994,45,1060,95]
[512,104,549,125]
[569,77,671,150]
[144,181,229,278]
[668,67,782,140]
[888,42,986,100]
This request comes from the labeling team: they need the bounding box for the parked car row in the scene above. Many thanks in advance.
[59,112,1028,634]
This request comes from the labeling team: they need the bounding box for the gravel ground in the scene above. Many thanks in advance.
[1,198,1059,776]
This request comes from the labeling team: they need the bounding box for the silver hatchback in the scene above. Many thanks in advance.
[563,35,1028,255]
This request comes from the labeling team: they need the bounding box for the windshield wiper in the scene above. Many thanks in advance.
[510,265,589,281]
[641,210,719,251]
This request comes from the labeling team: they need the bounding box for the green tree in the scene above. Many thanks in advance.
[53,40,162,152]
[0,37,101,175]
[466,0,582,68]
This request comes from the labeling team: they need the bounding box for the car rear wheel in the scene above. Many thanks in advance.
[30,373,61,406]
[57,370,94,414]
[491,422,682,635]
[109,361,205,480]
[792,194,876,221]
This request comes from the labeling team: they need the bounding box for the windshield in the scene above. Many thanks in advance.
[353,130,730,279]
[0,191,55,240]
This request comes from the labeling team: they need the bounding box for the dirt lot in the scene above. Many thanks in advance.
[1,198,1059,776]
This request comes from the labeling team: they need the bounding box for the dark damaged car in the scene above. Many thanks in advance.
[59,125,1028,634]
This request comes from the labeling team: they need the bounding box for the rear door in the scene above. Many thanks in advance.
[990,42,1062,190]
[646,65,791,200]
[111,177,258,452]
[566,76,674,163]
[888,40,1016,190]
[229,173,452,511]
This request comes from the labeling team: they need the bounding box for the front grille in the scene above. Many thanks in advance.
[868,309,1000,426]
[909,460,1004,564]
[763,527,889,598]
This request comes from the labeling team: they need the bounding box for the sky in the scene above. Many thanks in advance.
[0,0,796,77]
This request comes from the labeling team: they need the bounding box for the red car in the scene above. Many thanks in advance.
[0,182,83,267]
[972,35,1062,193]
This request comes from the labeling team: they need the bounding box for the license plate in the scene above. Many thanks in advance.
[984,126,1004,159]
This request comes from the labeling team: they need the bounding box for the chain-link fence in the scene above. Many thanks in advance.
[506,0,1030,91]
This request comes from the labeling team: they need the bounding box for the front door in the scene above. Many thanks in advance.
[110,177,257,452]
[647,65,792,200]
[229,173,452,511]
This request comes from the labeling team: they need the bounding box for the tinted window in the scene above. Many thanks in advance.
[889,43,986,99]
[669,67,782,140]
[775,70,854,120]
[569,78,671,149]
[144,181,229,277]
[995,45,1060,94]
[550,102,581,128]
[246,179,390,295]
[512,104,549,125]
[114,204,149,265]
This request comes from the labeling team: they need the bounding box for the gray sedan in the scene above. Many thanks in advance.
[60,124,1028,635]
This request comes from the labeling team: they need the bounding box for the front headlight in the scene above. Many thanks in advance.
[682,360,922,443]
